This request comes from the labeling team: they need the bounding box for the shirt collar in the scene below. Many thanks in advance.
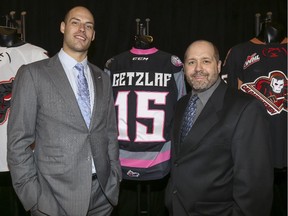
[58,48,88,70]
[192,77,221,107]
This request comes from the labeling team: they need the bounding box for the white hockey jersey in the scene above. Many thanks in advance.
[0,43,48,171]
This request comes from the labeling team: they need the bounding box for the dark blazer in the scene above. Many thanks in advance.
[7,54,122,216]
[165,80,273,216]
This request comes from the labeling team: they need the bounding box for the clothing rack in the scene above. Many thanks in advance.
[255,11,272,36]
[2,10,27,41]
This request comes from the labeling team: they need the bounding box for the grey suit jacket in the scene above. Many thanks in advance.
[7,54,122,216]
[166,81,273,216]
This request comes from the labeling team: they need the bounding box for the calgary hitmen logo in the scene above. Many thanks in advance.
[0,78,13,124]
[241,71,287,115]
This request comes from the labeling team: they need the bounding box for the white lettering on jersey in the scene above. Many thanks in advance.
[115,91,168,142]
[243,53,260,69]
[132,57,149,61]
[112,72,172,87]
[115,91,130,141]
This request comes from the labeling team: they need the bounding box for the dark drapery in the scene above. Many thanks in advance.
[1,0,287,68]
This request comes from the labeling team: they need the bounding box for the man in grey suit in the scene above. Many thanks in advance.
[7,6,121,216]
[165,40,273,216]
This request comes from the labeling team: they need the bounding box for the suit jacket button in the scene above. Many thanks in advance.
[174,162,178,167]
[173,190,177,194]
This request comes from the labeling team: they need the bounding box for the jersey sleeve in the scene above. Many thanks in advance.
[104,57,114,77]
[170,55,186,99]
[222,47,240,89]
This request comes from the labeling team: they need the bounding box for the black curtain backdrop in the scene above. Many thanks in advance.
[1,0,287,69]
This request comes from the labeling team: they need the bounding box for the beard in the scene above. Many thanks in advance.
[186,71,218,92]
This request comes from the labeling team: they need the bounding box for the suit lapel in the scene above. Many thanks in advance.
[46,56,87,127]
[47,56,80,109]
[177,82,227,159]
[88,63,103,129]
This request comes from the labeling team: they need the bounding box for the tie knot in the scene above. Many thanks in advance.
[190,94,198,103]
[75,63,84,72]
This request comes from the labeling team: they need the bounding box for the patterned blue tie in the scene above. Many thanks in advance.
[180,94,198,142]
[75,63,91,127]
